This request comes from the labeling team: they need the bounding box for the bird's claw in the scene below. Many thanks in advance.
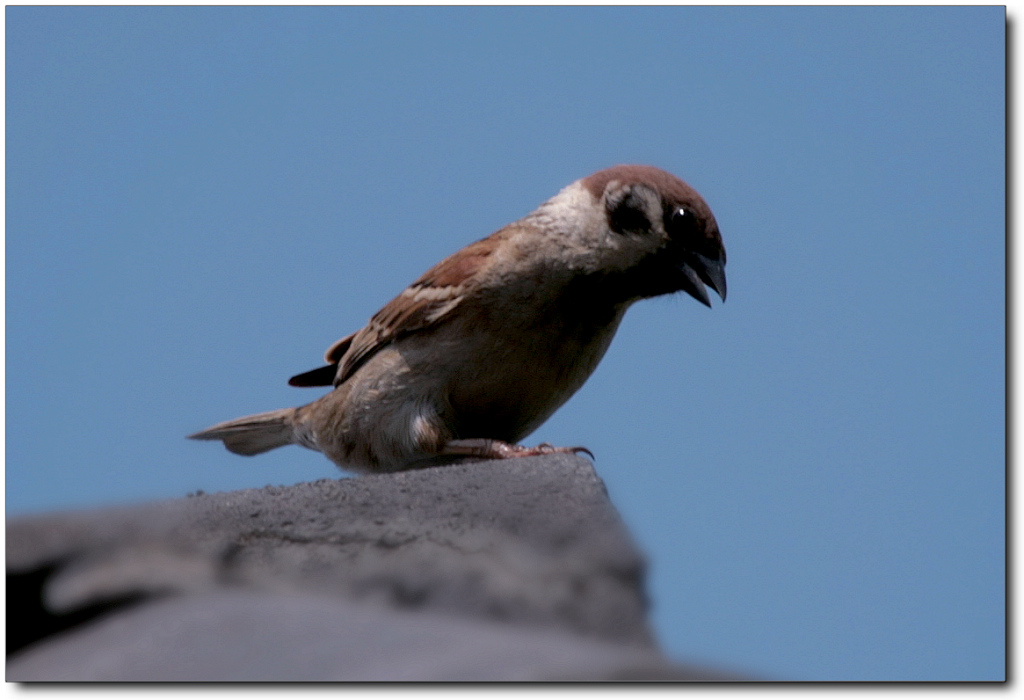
[438,438,594,462]
[536,442,595,461]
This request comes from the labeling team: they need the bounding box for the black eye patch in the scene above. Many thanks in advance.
[608,192,651,235]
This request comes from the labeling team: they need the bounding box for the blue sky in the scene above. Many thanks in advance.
[6,6,1004,681]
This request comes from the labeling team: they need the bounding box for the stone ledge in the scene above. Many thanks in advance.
[6,454,741,681]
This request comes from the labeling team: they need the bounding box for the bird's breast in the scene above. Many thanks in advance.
[433,298,628,442]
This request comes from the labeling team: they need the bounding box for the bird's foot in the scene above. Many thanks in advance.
[440,439,594,461]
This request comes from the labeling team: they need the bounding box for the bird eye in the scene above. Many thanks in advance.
[672,207,692,226]
[666,207,699,239]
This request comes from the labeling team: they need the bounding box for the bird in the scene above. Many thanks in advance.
[189,165,726,473]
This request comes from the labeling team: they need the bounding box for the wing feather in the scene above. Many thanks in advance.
[328,234,499,386]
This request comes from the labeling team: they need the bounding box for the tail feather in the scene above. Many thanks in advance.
[188,407,299,456]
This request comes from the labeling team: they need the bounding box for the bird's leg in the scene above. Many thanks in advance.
[439,438,594,461]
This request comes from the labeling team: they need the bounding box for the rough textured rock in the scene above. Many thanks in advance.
[7,454,736,681]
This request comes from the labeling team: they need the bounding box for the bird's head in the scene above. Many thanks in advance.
[529,165,726,307]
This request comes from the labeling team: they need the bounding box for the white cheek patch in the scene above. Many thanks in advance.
[518,178,668,274]
[528,181,606,243]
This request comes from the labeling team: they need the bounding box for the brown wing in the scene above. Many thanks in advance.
[324,331,357,364]
[289,234,500,388]
[334,235,497,385]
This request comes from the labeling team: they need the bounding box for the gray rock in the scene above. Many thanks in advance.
[6,454,737,681]
[8,591,732,681]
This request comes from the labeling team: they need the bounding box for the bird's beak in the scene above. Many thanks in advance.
[679,253,727,307]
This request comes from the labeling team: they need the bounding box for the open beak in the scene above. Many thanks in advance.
[679,253,727,307]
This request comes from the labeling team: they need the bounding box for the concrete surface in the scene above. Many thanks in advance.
[7,454,739,681]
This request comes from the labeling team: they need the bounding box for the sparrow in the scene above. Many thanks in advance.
[189,165,726,473]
